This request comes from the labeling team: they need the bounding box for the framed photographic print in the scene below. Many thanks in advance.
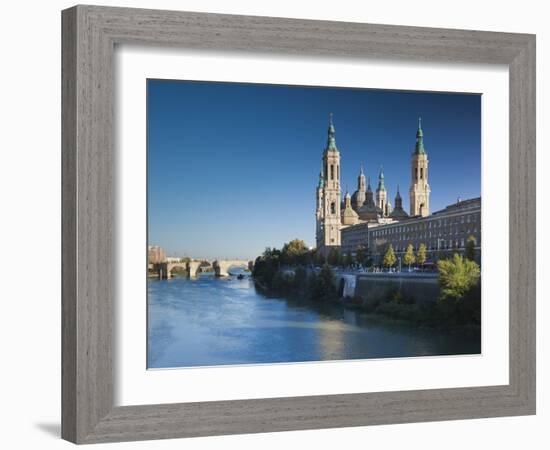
[62,5,536,444]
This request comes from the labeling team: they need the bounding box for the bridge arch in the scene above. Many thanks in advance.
[212,260,253,277]
[153,261,213,279]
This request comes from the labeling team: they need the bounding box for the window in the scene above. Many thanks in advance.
[330,165,334,180]
[420,167,424,179]
[330,202,336,214]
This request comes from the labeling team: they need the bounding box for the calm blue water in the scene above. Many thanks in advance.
[147,272,480,369]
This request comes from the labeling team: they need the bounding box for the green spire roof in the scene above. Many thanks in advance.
[318,169,324,188]
[325,113,338,152]
[414,116,426,155]
[377,167,386,191]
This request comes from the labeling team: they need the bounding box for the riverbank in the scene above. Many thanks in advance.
[252,265,481,331]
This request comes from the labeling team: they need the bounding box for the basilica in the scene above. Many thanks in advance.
[315,114,431,256]
[315,114,481,262]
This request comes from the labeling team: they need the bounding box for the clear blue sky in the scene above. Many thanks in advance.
[147,79,480,260]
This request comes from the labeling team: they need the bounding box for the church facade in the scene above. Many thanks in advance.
[315,115,480,261]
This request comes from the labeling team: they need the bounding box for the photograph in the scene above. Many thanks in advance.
[146,79,482,369]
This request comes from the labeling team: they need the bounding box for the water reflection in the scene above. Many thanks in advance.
[147,271,480,369]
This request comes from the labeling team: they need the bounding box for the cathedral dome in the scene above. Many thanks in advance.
[342,206,359,225]
[357,203,382,222]
[389,208,409,220]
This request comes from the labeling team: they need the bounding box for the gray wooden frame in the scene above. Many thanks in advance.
[62,4,536,444]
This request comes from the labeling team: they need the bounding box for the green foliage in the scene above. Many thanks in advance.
[403,243,416,269]
[383,244,397,268]
[170,266,187,276]
[465,235,476,261]
[292,266,308,291]
[355,245,366,266]
[310,264,337,302]
[417,243,427,267]
[281,239,309,265]
[327,247,340,266]
[270,270,287,291]
[313,250,325,266]
[344,252,354,267]
[437,254,481,301]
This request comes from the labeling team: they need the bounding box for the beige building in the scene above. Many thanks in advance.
[342,197,481,262]
[148,245,166,264]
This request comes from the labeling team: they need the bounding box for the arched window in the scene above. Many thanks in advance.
[330,165,334,180]
[330,202,336,214]
[420,167,424,179]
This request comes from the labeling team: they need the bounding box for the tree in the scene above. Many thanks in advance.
[355,245,366,266]
[383,244,397,269]
[344,251,354,268]
[292,266,308,290]
[327,247,340,266]
[281,239,309,265]
[314,250,325,266]
[403,243,416,271]
[417,243,427,269]
[437,253,481,301]
[337,251,345,267]
[465,235,476,261]
[311,264,337,302]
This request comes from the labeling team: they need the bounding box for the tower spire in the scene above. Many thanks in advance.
[378,166,386,191]
[414,116,426,154]
[325,113,337,152]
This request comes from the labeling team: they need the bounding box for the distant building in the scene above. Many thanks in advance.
[148,245,166,264]
[165,256,182,263]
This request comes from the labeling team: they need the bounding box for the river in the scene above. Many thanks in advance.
[147,271,480,369]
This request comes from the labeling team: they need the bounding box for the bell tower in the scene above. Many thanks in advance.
[319,113,341,253]
[376,167,388,215]
[409,117,431,217]
[315,169,324,249]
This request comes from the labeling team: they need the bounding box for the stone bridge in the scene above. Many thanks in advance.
[212,259,253,277]
[153,259,253,279]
